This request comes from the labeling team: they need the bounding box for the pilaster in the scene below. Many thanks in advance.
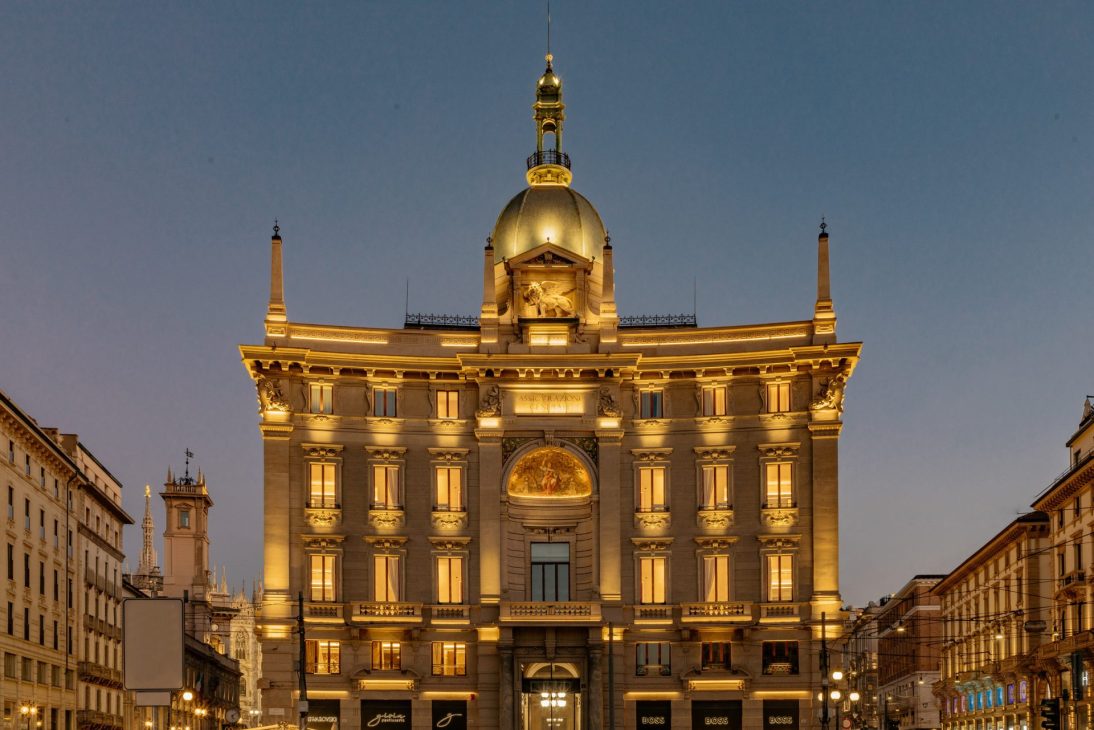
[597,429,624,602]
[808,420,843,619]
[478,430,503,604]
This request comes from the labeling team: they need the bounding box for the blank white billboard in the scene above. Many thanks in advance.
[123,598,184,691]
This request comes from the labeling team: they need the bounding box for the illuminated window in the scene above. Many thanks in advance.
[764,463,793,508]
[766,382,791,413]
[531,543,570,602]
[636,642,670,676]
[437,390,459,419]
[701,642,731,670]
[177,509,190,529]
[305,640,340,674]
[309,554,336,602]
[639,556,667,604]
[639,390,663,419]
[700,465,730,510]
[371,641,401,671]
[637,467,667,512]
[372,465,401,509]
[374,387,397,417]
[308,384,332,414]
[702,554,730,602]
[435,466,462,511]
[431,642,467,676]
[437,556,464,604]
[701,385,728,416]
[308,463,337,508]
[762,641,799,675]
[766,554,794,602]
[373,554,401,602]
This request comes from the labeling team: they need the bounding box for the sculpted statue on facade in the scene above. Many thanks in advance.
[476,384,502,417]
[522,280,575,317]
[597,387,621,418]
[256,377,290,413]
[810,374,847,413]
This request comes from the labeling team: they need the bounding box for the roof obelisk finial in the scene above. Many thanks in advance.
[266,220,287,326]
[813,217,837,342]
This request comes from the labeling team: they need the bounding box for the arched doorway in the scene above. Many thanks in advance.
[521,662,582,730]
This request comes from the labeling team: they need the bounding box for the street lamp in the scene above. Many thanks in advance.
[248,710,261,728]
[20,705,38,730]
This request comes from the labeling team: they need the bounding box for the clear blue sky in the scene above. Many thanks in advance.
[1,2,1091,606]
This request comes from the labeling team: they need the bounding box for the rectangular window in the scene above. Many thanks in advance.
[764,463,793,508]
[1075,542,1083,573]
[371,641,401,671]
[372,465,401,509]
[639,391,663,419]
[431,641,467,676]
[639,556,667,604]
[24,455,31,476]
[435,467,462,511]
[636,642,671,676]
[7,440,13,463]
[308,384,333,414]
[762,641,799,675]
[6,544,12,581]
[638,467,667,512]
[700,465,730,510]
[374,387,397,417]
[437,390,459,419]
[702,555,730,602]
[6,486,12,520]
[39,510,44,540]
[766,554,794,602]
[702,386,728,416]
[178,509,190,529]
[23,554,30,587]
[6,601,12,635]
[24,499,30,531]
[39,467,46,488]
[308,463,337,508]
[53,520,58,549]
[305,639,340,674]
[373,555,401,602]
[701,642,731,670]
[766,382,791,413]
[38,561,44,594]
[437,556,464,604]
[308,554,336,602]
[531,543,570,602]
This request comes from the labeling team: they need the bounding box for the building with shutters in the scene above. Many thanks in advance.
[242,53,861,730]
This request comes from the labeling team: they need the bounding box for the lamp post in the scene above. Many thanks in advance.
[19,704,38,730]
[248,710,261,728]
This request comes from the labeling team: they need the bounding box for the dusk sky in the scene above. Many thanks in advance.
[1,2,1091,606]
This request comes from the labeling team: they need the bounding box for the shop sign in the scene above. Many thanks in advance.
[306,700,340,730]
[763,699,799,730]
[637,701,671,728]
[691,700,742,730]
[361,700,411,730]
[431,700,466,730]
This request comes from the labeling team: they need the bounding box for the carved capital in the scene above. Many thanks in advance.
[696,509,735,529]
[304,508,342,528]
[430,511,468,531]
[634,511,672,530]
[368,509,406,529]
[761,508,799,528]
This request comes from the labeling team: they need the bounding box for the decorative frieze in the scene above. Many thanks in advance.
[757,443,800,459]
[693,446,735,460]
[302,443,344,459]
[364,536,408,549]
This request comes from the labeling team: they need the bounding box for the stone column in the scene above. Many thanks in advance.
[809,421,842,618]
[478,432,503,603]
[597,431,624,602]
[588,645,604,730]
[499,646,515,730]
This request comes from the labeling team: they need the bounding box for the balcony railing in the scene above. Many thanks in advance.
[619,314,697,329]
[351,602,423,623]
[431,605,471,623]
[500,601,601,623]
[404,313,480,330]
[526,150,571,170]
[304,602,344,621]
[760,603,801,621]
[680,602,753,623]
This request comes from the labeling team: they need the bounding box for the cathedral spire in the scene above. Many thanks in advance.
[138,484,158,575]
[266,221,287,324]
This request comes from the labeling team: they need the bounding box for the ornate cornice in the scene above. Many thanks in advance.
[427,448,470,461]
[301,534,346,550]
[694,537,738,549]
[693,446,735,460]
[631,448,673,461]
[302,443,344,459]
[428,536,472,550]
[758,442,800,458]
[364,535,408,549]
[365,446,408,460]
[631,537,674,551]
[757,535,802,550]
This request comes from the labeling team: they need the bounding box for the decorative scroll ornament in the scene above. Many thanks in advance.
[476,384,502,418]
[597,388,622,418]
[256,377,290,413]
[810,374,847,413]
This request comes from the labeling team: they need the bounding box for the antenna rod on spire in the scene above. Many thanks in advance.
[546,0,551,57]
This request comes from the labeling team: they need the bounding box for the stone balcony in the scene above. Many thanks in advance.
[499,601,602,624]
[304,602,344,623]
[680,601,753,623]
[430,604,471,625]
[759,602,803,623]
[350,601,423,624]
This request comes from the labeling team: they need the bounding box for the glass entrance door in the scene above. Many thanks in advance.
[521,677,581,730]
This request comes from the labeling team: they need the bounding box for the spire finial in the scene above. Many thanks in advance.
[819,216,828,234]
[273,219,280,237]
[604,231,612,249]
[546,0,551,61]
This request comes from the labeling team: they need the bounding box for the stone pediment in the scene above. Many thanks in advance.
[505,242,592,270]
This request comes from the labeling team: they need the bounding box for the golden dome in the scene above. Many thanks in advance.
[491,185,607,262]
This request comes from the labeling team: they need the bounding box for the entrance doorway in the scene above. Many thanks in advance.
[521,662,582,730]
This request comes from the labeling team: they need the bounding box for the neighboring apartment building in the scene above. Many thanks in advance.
[932,512,1051,730]
[876,576,945,730]
[1027,400,1094,730]
[2,390,132,730]
[242,54,861,730]
[839,602,882,730]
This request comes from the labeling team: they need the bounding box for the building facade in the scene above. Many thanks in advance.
[243,55,861,730]
[932,513,1051,730]
[839,602,882,730]
[875,577,944,730]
